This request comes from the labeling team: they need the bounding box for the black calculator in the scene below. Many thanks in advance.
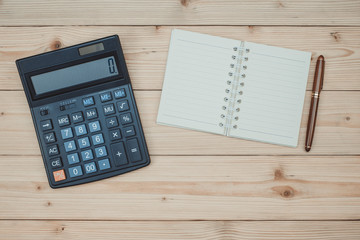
[16,35,150,188]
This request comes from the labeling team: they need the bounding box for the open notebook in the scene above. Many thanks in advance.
[157,29,311,147]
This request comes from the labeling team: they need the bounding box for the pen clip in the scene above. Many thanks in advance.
[321,63,325,90]
[317,55,325,91]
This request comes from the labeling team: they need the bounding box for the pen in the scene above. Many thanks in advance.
[305,55,325,152]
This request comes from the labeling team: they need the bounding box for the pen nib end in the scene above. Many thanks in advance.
[305,146,311,152]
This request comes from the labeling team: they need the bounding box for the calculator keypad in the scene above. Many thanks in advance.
[36,86,149,187]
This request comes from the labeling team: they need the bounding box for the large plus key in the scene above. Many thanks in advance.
[110,142,128,166]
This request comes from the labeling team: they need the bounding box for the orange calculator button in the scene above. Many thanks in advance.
[53,169,66,182]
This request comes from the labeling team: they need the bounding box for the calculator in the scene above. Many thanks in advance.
[16,35,150,188]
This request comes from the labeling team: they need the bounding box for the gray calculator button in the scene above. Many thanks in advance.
[44,132,56,144]
[81,149,94,161]
[64,140,77,152]
[50,157,62,169]
[117,100,129,112]
[98,159,111,170]
[92,133,104,146]
[103,103,115,115]
[47,145,59,156]
[58,115,70,127]
[124,126,136,137]
[110,129,121,141]
[61,128,73,140]
[119,113,133,125]
[127,138,142,162]
[83,96,95,107]
[88,121,101,133]
[71,112,84,123]
[68,166,83,178]
[67,153,80,165]
[75,124,87,136]
[40,109,49,116]
[114,89,126,99]
[106,116,118,128]
[78,137,90,149]
[40,119,53,131]
[84,162,97,174]
[100,92,112,102]
[85,108,98,120]
[111,142,128,166]
[95,146,107,158]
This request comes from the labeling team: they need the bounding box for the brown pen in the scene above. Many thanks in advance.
[305,55,325,152]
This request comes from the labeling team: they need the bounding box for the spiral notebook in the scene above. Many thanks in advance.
[157,29,311,147]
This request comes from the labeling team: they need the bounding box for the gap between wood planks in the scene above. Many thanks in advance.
[1,219,360,222]
[2,25,360,27]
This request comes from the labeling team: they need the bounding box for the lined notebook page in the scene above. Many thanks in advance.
[157,29,240,134]
[228,42,311,147]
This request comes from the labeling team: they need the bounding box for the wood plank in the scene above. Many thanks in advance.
[0,26,359,91]
[0,0,359,26]
[0,155,360,220]
[0,91,358,155]
[1,220,360,240]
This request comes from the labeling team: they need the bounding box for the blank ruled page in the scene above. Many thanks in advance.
[229,42,311,147]
[157,29,240,135]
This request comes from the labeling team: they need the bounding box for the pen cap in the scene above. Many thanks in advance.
[313,55,325,92]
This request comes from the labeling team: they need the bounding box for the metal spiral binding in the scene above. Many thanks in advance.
[219,43,250,134]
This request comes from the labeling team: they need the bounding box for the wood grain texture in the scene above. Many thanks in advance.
[1,220,360,240]
[0,91,358,156]
[0,155,360,220]
[0,0,360,26]
[0,26,359,91]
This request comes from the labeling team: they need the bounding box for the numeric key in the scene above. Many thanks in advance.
[67,153,80,165]
[75,124,87,136]
[81,149,94,161]
[61,128,73,139]
[69,166,83,178]
[84,162,97,174]
[78,137,91,149]
[92,133,104,145]
[95,146,107,158]
[88,121,101,133]
[64,140,77,152]
[98,159,111,170]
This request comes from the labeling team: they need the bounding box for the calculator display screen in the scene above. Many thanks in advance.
[31,56,119,95]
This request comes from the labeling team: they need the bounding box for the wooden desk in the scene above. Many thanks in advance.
[0,1,359,239]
